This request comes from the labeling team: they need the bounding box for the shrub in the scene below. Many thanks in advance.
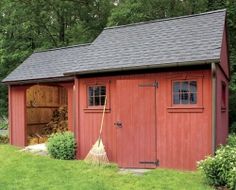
[198,145,236,189]
[228,168,236,190]
[0,116,8,130]
[230,122,236,134]
[0,135,9,144]
[47,132,76,160]
[227,134,236,147]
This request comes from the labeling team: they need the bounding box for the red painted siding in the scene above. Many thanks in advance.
[215,24,229,147]
[216,68,228,146]
[9,85,27,147]
[220,26,229,78]
[76,69,212,170]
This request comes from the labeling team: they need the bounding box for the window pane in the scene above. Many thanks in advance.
[101,86,106,96]
[181,92,189,104]
[88,85,107,106]
[190,93,197,104]
[190,81,197,93]
[101,96,106,105]
[172,80,198,105]
[88,87,94,96]
[94,86,100,96]
[173,82,180,93]
[182,81,189,93]
[89,96,94,106]
[173,93,180,104]
[95,96,100,106]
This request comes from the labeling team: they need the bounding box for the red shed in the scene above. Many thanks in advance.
[3,9,229,170]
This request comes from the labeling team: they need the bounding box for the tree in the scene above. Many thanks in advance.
[0,0,113,116]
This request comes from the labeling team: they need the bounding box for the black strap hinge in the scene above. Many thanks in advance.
[139,160,159,166]
[138,81,158,88]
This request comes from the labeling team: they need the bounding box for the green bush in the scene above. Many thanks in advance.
[0,116,8,130]
[230,122,236,134]
[198,145,236,189]
[228,168,236,190]
[47,132,76,160]
[227,134,236,147]
[0,135,9,144]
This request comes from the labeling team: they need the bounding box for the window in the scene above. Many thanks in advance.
[221,81,226,108]
[173,80,197,105]
[88,85,106,106]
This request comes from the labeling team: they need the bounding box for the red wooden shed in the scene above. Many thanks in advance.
[3,9,229,170]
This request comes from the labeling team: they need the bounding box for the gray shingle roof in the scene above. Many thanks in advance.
[3,44,90,83]
[3,9,226,83]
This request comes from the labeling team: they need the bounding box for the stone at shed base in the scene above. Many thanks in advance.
[21,143,48,156]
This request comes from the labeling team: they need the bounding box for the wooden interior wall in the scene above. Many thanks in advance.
[60,83,74,132]
[76,69,212,170]
[26,85,67,136]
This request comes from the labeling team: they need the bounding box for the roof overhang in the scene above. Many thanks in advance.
[2,76,74,85]
[64,59,220,76]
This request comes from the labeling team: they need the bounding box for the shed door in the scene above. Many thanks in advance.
[116,79,157,168]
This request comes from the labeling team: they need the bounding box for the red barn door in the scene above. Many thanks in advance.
[115,79,157,168]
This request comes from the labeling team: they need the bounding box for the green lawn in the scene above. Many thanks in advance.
[0,145,212,190]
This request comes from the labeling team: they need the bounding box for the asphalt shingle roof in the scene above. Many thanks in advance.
[3,44,90,83]
[3,9,226,83]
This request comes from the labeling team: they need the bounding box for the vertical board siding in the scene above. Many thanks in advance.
[156,70,212,170]
[116,79,156,168]
[76,69,212,170]
[9,85,27,147]
[220,26,229,78]
[216,68,228,146]
[215,25,229,147]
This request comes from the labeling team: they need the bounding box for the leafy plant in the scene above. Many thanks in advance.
[47,132,76,160]
[0,135,9,144]
[227,134,236,147]
[230,122,236,134]
[0,116,8,130]
[198,143,236,189]
[228,167,236,190]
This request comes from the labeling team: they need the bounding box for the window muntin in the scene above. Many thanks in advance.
[88,85,106,106]
[173,80,197,105]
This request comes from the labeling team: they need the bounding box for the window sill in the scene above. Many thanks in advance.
[167,106,204,113]
[83,108,111,113]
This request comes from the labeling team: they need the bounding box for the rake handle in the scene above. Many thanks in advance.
[98,96,107,146]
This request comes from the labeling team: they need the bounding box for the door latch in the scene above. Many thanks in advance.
[114,121,122,128]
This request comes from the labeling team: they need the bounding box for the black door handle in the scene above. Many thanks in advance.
[114,121,122,128]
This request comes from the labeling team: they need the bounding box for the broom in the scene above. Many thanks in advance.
[84,96,109,165]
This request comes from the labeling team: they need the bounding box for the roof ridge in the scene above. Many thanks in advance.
[105,9,226,30]
[34,43,91,54]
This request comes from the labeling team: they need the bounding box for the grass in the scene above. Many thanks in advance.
[0,145,213,190]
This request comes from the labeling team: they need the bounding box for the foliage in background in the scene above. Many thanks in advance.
[108,0,207,26]
[0,116,8,130]
[198,134,236,189]
[0,0,113,117]
[0,0,236,130]
[47,132,76,160]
